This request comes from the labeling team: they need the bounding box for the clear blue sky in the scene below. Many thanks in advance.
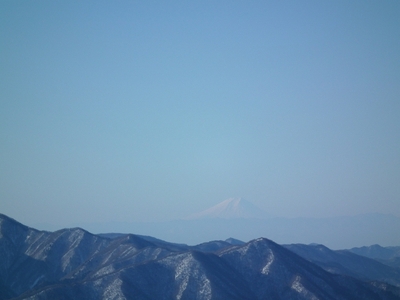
[1,1,399,228]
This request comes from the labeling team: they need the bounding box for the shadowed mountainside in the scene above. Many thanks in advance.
[284,243,400,287]
[1,213,400,300]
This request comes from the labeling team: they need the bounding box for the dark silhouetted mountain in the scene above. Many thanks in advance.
[1,213,400,300]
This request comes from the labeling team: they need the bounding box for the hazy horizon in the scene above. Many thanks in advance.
[1,1,399,230]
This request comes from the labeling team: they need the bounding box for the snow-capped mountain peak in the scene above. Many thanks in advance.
[185,198,269,220]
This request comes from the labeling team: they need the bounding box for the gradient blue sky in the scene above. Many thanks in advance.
[1,1,399,228]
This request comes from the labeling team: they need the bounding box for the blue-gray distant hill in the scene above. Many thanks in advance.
[348,244,400,269]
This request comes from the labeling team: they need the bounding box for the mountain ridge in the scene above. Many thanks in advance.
[2,213,400,300]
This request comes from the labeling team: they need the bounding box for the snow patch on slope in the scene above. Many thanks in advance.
[163,253,212,300]
[61,230,85,272]
[102,278,126,300]
[291,275,319,300]
[261,249,274,275]
[175,255,191,299]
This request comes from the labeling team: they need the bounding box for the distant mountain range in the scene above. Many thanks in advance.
[1,213,400,299]
[284,243,400,287]
[73,199,400,249]
[349,244,400,269]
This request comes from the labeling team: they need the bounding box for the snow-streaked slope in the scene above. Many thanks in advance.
[185,198,269,220]
[2,213,400,300]
[218,238,397,300]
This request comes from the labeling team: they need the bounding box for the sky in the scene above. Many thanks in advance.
[1,1,399,229]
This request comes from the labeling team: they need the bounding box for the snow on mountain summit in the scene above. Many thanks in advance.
[185,198,269,220]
